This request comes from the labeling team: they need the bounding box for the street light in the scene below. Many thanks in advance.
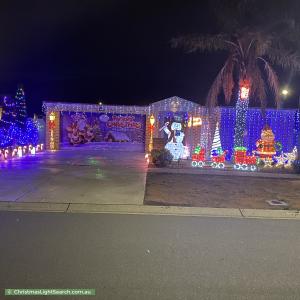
[280,88,290,109]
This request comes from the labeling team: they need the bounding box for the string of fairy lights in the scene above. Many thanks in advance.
[41,96,300,170]
[0,87,43,161]
[15,87,27,126]
[234,89,249,148]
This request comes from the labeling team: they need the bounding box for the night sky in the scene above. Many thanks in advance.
[0,0,299,116]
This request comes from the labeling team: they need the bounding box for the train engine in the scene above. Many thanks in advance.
[233,147,257,171]
[211,151,227,169]
[191,145,206,168]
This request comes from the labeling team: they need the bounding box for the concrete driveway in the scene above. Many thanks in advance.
[0,145,147,205]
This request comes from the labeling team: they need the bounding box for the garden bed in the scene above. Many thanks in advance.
[144,172,300,209]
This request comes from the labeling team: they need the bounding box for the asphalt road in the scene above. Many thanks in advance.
[0,212,300,300]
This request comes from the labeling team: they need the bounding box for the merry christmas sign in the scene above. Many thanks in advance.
[105,115,142,129]
[61,112,145,145]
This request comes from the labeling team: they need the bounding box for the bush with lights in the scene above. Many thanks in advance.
[151,148,173,167]
[0,86,39,157]
[293,160,300,174]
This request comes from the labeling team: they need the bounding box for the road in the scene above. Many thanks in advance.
[0,211,300,299]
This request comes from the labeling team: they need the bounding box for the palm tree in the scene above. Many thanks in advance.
[171,2,300,148]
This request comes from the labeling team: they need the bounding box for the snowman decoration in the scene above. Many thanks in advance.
[160,115,187,160]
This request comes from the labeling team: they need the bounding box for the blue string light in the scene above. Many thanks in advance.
[220,107,298,158]
[0,88,38,148]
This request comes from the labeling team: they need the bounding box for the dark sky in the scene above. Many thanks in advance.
[0,0,299,115]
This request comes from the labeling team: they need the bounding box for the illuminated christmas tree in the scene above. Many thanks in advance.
[20,119,39,146]
[0,96,16,147]
[0,87,38,148]
[0,96,16,130]
[15,85,27,128]
[211,122,222,157]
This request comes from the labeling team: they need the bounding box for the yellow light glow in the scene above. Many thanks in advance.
[188,117,202,127]
[149,115,155,126]
[239,80,250,100]
[18,147,23,157]
[49,112,56,121]
[240,86,250,100]
[281,89,289,96]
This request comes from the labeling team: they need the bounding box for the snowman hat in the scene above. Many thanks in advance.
[173,115,182,122]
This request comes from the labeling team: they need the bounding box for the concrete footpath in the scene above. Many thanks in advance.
[1,148,300,220]
[0,202,300,220]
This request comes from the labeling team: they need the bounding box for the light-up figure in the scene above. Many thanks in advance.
[17,146,23,157]
[255,125,277,159]
[162,115,187,160]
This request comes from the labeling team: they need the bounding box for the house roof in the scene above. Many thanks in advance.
[150,96,200,110]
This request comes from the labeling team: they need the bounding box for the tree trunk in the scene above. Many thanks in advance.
[234,92,249,148]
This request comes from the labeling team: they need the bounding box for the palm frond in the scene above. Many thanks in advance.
[206,58,234,107]
[171,34,230,53]
[249,65,266,108]
[222,58,234,103]
[266,49,300,72]
[258,57,280,108]
[264,18,298,40]
[252,33,272,56]
[206,68,224,108]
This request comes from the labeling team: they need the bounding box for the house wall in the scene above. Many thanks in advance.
[43,98,300,157]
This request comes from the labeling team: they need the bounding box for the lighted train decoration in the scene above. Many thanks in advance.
[233,147,257,171]
[191,146,228,169]
[191,147,206,167]
[191,146,258,171]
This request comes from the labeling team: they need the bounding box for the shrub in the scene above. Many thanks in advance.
[257,159,265,167]
[293,160,300,174]
[151,149,173,167]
